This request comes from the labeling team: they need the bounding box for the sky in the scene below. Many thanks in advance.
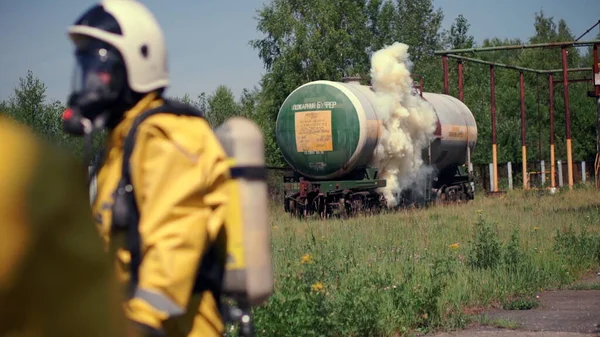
[0,0,598,104]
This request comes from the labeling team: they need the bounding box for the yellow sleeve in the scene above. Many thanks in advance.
[124,117,230,330]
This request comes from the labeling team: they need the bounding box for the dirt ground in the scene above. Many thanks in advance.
[428,273,600,337]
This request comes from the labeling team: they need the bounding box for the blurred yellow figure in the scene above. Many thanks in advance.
[61,1,231,336]
[0,115,129,336]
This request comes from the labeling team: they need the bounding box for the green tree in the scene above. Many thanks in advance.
[206,85,240,128]
[0,100,8,114]
[445,14,475,50]
[250,0,447,165]
[171,93,194,105]
[451,10,598,173]
[196,92,209,117]
[368,0,399,53]
[167,92,209,118]
[1,70,109,162]
[395,0,445,62]
[5,70,49,135]
[238,87,260,119]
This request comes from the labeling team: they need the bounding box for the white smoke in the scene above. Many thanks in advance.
[369,42,438,207]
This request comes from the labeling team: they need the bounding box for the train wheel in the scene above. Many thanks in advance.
[314,195,327,219]
[338,197,346,218]
[351,193,369,216]
[439,191,447,204]
[458,187,469,203]
[434,186,447,205]
[451,189,458,202]
[287,199,296,216]
[443,187,458,203]
[294,197,307,219]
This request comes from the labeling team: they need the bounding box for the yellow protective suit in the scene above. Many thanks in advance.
[91,92,230,337]
[0,115,130,337]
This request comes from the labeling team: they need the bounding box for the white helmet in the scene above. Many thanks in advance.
[67,0,169,93]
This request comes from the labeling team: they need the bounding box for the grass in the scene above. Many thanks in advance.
[233,185,600,336]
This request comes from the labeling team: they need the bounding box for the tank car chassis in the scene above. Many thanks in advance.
[282,164,474,218]
[283,167,385,218]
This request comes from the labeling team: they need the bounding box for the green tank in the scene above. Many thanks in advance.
[276,80,380,180]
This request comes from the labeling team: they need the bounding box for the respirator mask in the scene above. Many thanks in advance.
[63,38,126,136]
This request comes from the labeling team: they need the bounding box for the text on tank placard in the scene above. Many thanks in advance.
[295,110,334,153]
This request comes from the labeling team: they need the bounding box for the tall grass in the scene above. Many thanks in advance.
[243,186,600,336]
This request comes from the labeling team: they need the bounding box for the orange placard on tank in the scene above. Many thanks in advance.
[295,110,334,152]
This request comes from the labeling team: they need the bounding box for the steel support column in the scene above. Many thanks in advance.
[458,60,464,101]
[594,43,600,188]
[549,74,556,188]
[520,71,527,189]
[442,55,449,95]
[561,47,574,190]
[490,65,498,192]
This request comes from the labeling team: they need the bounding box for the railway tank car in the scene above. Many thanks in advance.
[276,78,477,217]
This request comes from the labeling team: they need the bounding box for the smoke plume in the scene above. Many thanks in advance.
[369,42,438,207]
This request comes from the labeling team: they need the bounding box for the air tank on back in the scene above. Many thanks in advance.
[275,79,477,181]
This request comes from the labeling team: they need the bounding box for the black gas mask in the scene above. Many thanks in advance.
[63,38,127,136]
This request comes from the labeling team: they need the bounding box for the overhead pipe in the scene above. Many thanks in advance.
[575,21,600,42]
[445,54,540,73]
[444,54,591,74]
[552,78,593,85]
[538,68,591,74]
[434,39,600,55]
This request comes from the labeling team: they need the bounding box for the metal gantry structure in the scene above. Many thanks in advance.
[434,39,600,192]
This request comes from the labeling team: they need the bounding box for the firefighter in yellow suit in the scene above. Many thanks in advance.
[0,115,129,336]
[62,1,230,336]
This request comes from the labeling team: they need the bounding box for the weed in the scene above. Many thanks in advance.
[503,226,522,271]
[554,224,600,272]
[501,296,539,310]
[466,214,502,270]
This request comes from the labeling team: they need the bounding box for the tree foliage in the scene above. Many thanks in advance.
[2,6,598,171]
[0,70,102,159]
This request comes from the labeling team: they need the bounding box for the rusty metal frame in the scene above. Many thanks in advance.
[434,40,600,55]
[435,39,600,192]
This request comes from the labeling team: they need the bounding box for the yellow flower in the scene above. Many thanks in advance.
[311,282,324,292]
[448,243,460,249]
[301,253,313,264]
[272,225,279,230]
[476,209,483,214]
